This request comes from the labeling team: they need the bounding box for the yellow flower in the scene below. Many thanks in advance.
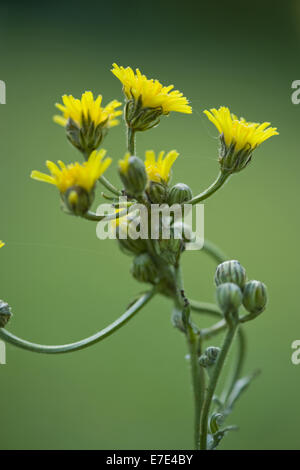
[204,106,278,174]
[31,150,112,215]
[31,149,111,194]
[0,241,5,249]
[144,150,179,183]
[54,91,122,129]
[204,106,278,153]
[112,64,192,115]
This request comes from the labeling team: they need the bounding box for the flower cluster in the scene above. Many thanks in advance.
[30,64,278,283]
[1,64,279,451]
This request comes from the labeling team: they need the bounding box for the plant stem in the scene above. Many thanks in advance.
[175,267,205,450]
[199,319,238,450]
[188,172,230,206]
[127,127,136,155]
[202,239,228,264]
[99,175,122,196]
[0,289,156,354]
[223,327,246,403]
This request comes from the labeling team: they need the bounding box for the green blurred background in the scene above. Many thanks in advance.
[0,0,299,450]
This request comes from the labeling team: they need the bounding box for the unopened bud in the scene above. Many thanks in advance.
[216,282,243,315]
[147,181,169,204]
[0,300,13,327]
[243,280,267,315]
[215,260,246,289]
[167,183,193,205]
[131,253,158,284]
[199,346,220,367]
[119,155,147,196]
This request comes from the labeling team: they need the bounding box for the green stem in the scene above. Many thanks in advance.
[190,299,246,406]
[127,127,136,155]
[81,208,128,222]
[188,172,230,206]
[99,175,122,197]
[175,268,205,450]
[223,327,246,403]
[199,319,238,450]
[0,290,155,354]
[202,239,228,264]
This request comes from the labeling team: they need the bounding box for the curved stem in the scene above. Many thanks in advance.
[99,175,122,197]
[0,290,156,354]
[127,127,136,155]
[199,320,238,450]
[81,208,128,222]
[188,172,230,206]
[202,240,228,265]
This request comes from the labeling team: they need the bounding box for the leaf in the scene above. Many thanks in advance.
[226,369,261,413]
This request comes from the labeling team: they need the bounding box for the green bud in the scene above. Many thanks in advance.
[167,183,193,205]
[216,282,243,315]
[117,234,147,256]
[125,97,162,132]
[0,300,13,327]
[215,260,246,289]
[131,253,158,284]
[243,280,267,315]
[63,185,94,216]
[147,181,169,204]
[199,346,220,367]
[119,156,147,196]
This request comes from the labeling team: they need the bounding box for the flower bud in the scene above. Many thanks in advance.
[0,300,13,327]
[64,185,94,216]
[215,260,246,289]
[243,280,267,315]
[119,155,147,196]
[167,183,193,205]
[131,253,158,284]
[147,181,169,204]
[199,346,220,367]
[216,282,243,315]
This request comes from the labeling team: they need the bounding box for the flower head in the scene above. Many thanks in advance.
[112,64,191,131]
[0,241,5,249]
[54,91,122,153]
[204,106,279,174]
[31,150,111,215]
[54,91,122,129]
[144,150,179,184]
